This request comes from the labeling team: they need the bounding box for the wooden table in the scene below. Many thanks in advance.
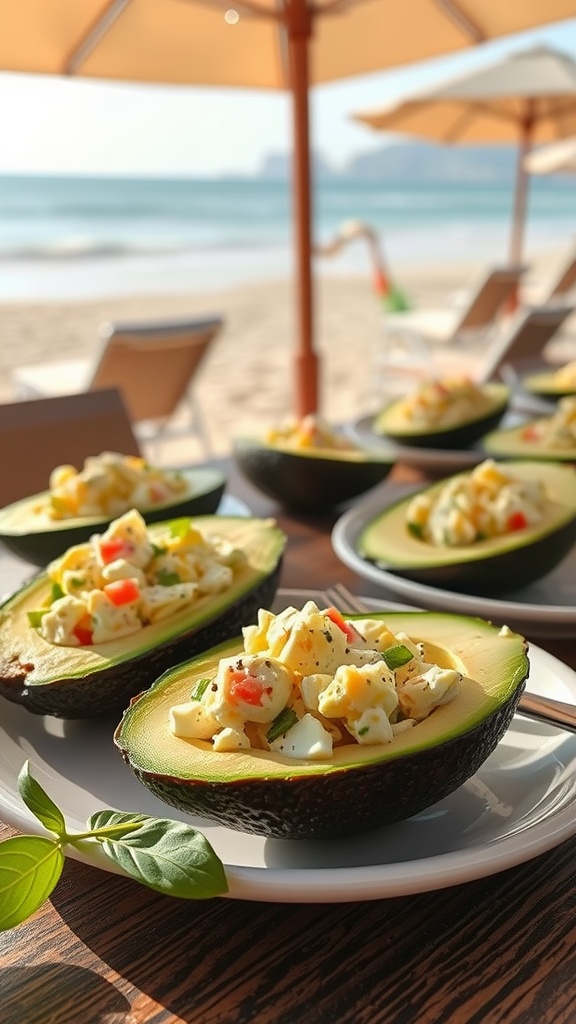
[2,460,575,1024]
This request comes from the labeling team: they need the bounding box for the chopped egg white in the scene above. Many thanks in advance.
[406,459,546,547]
[31,508,246,647]
[169,601,465,761]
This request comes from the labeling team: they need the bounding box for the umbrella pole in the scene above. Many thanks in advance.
[287,0,319,416]
[510,106,535,269]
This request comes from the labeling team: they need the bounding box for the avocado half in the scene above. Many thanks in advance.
[233,438,394,513]
[482,419,576,463]
[114,610,528,840]
[0,466,227,568]
[373,383,510,449]
[0,515,285,719]
[522,370,576,402]
[357,461,576,593]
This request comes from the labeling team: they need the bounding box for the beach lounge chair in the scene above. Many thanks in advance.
[522,247,576,306]
[373,264,527,398]
[476,303,575,388]
[0,388,141,508]
[11,315,224,458]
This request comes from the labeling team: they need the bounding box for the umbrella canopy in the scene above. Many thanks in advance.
[353,44,576,274]
[525,135,576,173]
[2,5,576,414]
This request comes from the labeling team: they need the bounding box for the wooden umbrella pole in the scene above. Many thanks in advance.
[510,102,535,267]
[287,0,319,416]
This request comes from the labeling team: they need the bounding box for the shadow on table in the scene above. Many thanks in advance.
[1,964,132,1024]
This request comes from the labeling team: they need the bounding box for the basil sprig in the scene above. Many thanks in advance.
[0,761,228,932]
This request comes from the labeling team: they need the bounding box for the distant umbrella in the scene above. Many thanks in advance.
[353,45,576,273]
[2,6,576,413]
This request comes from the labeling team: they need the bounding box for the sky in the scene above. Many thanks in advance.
[2,17,576,178]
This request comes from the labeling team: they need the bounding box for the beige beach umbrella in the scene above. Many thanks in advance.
[353,45,576,277]
[525,135,576,173]
[2,6,576,415]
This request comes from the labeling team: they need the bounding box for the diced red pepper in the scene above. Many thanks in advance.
[521,426,539,442]
[73,615,93,646]
[103,578,141,606]
[325,607,357,644]
[99,536,132,564]
[507,511,528,532]
[227,670,263,707]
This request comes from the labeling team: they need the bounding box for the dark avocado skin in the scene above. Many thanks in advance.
[120,690,522,840]
[376,405,508,450]
[369,520,576,594]
[0,481,226,568]
[0,561,281,719]
[233,439,393,512]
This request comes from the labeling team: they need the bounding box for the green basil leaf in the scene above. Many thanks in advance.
[89,810,227,899]
[407,521,424,539]
[18,761,66,835]
[0,835,64,931]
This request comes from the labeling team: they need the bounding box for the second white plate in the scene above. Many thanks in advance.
[331,486,576,639]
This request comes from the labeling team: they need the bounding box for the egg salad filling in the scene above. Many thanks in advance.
[169,600,462,759]
[395,377,495,429]
[265,414,355,452]
[37,451,188,521]
[28,509,245,647]
[406,458,546,546]
[520,396,576,450]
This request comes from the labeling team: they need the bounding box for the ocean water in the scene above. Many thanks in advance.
[1,173,576,300]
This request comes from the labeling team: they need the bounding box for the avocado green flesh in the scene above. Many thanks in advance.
[373,383,509,449]
[114,611,528,839]
[358,461,576,593]
[0,516,285,719]
[523,372,576,400]
[483,421,576,462]
[233,438,394,512]
[0,467,226,567]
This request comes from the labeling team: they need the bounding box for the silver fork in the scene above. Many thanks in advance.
[321,582,576,733]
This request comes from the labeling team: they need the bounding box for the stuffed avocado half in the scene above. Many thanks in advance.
[114,605,529,840]
[357,459,576,593]
[0,464,227,567]
[373,381,510,449]
[233,413,394,512]
[0,513,286,719]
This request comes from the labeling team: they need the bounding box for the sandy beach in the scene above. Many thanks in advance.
[1,247,574,467]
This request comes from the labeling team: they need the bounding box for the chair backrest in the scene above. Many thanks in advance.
[0,388,141,507]
[454,265,526,335]
[544,251,576,302]
[477,304,575,384]
[89,316,223,425]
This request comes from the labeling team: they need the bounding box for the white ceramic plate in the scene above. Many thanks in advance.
[2,589,576,903]
[331,486,576,639]
[346,410,527,475]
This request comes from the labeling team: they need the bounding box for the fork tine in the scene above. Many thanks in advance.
[322,583,369,614]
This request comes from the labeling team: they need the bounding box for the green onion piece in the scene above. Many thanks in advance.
[191,677,211,701]
[407,521,424,539]
[382,644,414,670]
[151,542,168,558]
[156,569,181,587]
[27,610,48,628]
[266,707,299,743]
[51,582,64,603]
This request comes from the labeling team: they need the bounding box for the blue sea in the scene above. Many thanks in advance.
[1,173,576,300]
